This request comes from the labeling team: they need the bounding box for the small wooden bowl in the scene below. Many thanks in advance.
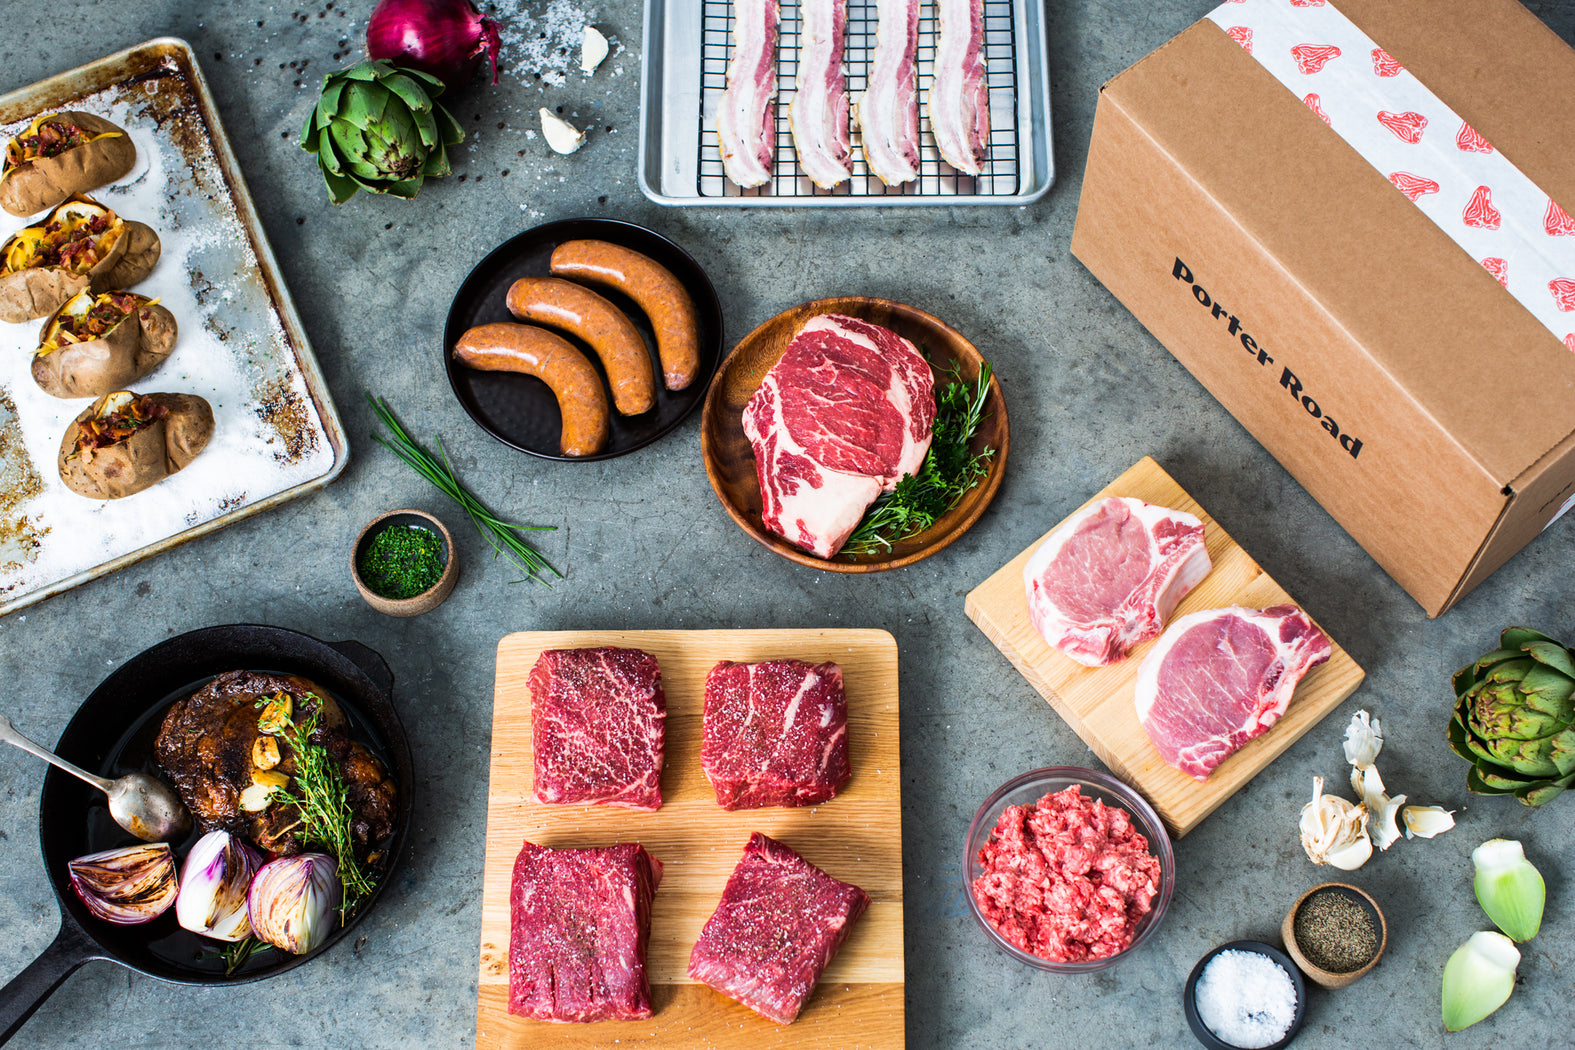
[351,509,459,617]
[1281,882,1387,989]
[700,297,1009,573]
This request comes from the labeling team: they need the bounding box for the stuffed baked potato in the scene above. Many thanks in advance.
[32,290,177,399]
[0,112,135,217]
[58,390,214,499]
[0,196,160,322]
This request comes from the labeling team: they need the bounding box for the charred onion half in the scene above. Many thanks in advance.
[67,843,178,925]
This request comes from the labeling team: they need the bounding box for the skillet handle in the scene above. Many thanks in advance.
[0,911,97,1045]
[329,639,395,697]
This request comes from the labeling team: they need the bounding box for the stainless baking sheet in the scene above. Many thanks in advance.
[639,0,1053,206]
[0,39,348,616]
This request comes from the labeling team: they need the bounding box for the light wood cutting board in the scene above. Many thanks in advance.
[964,457,1365,837]
[476,629,904,1050]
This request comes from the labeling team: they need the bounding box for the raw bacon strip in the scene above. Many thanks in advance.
[929,0,989,175]
[788,0,852,189]
[854,0,920,186]
[717,0,780,188]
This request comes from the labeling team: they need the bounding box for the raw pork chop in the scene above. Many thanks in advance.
[1023,497,1211,667]
[1134,605,1332,781]
[530,647,666,810]
[1020,500,1215,670]
[688,832,870,1025]
[702,659,851,809]
[743,314,935,559]
[508,841,663,1022]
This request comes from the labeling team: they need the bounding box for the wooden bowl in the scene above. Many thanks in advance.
[1281,882,1387,989]
[700,297,1009,572]
[352,509,459,617]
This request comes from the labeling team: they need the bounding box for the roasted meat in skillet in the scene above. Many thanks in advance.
[153,670,397,858]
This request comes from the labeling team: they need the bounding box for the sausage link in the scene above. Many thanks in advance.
[505,276,657,416]
[454,322,611,456]
[549,239,701,391]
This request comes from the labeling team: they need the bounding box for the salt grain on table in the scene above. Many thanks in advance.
[1194,949,1297,1049]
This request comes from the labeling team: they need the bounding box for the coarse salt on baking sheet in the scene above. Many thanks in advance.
[0,58,335,607]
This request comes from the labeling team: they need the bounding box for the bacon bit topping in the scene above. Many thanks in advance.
[2,202,119,274]
[78,394,168,449]
[3,113,123,176]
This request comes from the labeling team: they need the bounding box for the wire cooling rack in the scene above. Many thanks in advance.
[638,0,1053,206]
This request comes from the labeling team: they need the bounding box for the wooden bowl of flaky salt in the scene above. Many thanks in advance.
[1281,882,1387,990]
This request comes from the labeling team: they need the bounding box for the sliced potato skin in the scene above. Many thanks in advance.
[58,391,214,500]
[32,294,178,399]
[0,112,136,217]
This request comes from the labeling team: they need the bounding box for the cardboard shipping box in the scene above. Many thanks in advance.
[1070,0,1575,616]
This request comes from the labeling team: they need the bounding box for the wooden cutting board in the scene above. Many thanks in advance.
[476,629,904,1050]
[964,457,1365,837]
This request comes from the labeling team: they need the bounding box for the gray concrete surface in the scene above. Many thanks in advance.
[2,1,1573,1047]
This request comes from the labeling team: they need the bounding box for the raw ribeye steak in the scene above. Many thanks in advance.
[530,646,666,810]
[743,314,936,559]
[688,832,870,1025]
[1023,497,1211,666]
[1134,605,1331,781]
[508,841,663,1022]
[702,659,851,809]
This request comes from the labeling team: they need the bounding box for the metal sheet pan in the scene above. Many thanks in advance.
[0,38,348,616]
[639,0,1053,207]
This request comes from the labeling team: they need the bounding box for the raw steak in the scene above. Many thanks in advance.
[1134,605,1332,781]
[743,314,935,559]
[530,647,666,811]
[688,832,870,1025]
[702,659,851,809]
[508,841,663,1023]
[1022,497,1211,667]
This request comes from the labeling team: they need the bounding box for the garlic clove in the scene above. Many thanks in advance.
[1342,710,1383,769]
[1325,833,1374,871]
[1370,792,1407,851]
[1300,776,1373,869]
[1403,804,1456,839]
[540,109,586,154]
[581,26,610,74]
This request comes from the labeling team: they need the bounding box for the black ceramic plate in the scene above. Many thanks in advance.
[443,218,724,461]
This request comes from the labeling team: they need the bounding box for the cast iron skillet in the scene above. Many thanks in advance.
[0,625,414,1044]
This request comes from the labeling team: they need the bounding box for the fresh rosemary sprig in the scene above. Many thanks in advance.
[367,393,560,585]
[259,694,377,921]
[840,361,996,557]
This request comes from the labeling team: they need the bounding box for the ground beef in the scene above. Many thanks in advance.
[971,785,1160,963]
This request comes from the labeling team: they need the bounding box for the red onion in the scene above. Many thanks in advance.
[366,0,501,87]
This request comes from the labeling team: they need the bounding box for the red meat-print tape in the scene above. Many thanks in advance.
[1289,0,1326,6]
[1482,258,1509,287]
[1291,44,1341,74]
[1551,280,1575,312]
[1546,199,1575,237]
[1371,48,1403,77]
[1464,186,1502,230]
[1226,26,1252,52]
[1304,94,1331,126]
[1565,334,1575,353]
[1456,122,1494,154]
[1377,110,1427,143]
[1388,172,1439,200]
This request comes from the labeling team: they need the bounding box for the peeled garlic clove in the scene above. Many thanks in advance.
[540,109,586,154]
[1325,832,1374,871]
[1370,792,1407,851]
[1342,710,1383,769]
[581,26,610,74]
[1403,804,1455,839]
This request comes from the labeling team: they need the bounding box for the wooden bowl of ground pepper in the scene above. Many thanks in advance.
[1281,882,1387,989]
[352,508,459,616]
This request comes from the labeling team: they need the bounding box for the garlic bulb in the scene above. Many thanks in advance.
[1342,710,1383,769]
[1352,765,1407,851]
[1300,776,1372,870]
[1403,804,1456,839]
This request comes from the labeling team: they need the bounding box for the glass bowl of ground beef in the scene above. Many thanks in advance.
[964,767,1175,972]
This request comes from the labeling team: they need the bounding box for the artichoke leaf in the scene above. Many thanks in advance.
[320,167,359,205]
[1523,639,1575,678]
[409,105,439,152]
[338,81,387,129]
[1501,627,1554,651]
[318,127,357,177]
[435,105,465,146]
[315,78,349,126]
[379,176,426,200]
[339,61,386,82]
[1512,664,1575,719]
[398,65,448,94]
[419,147,451,178]
[379,73,436,117]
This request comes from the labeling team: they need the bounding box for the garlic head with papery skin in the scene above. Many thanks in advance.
[176,830,262,941]
[540,109,586,154]
[1402,804,1455,839]
[1342,710,1383,769]
[248,853,341,955]
[1300,776,1372,870]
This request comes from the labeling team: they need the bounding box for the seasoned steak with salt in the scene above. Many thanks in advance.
[702,659,851,809]
[153,670,396,857]
[530,647,666,811]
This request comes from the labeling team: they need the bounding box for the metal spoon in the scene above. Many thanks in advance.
[0,714,191,842]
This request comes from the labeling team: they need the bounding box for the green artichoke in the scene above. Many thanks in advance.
[299,60,464,204]
[1448,626,1575,806]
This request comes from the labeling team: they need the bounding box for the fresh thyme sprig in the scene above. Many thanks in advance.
[367,393,560,585]
[258,693,377,921]
[212,935,274,975]
[840,361,996,557]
